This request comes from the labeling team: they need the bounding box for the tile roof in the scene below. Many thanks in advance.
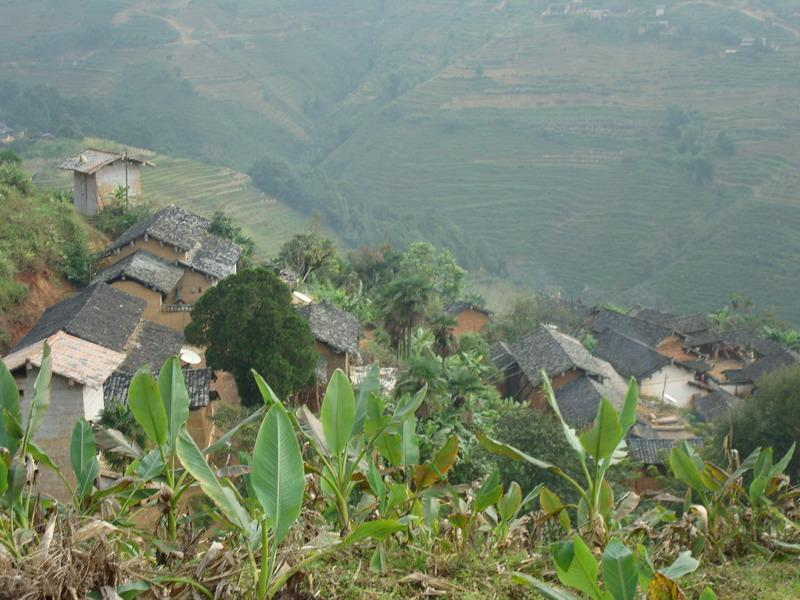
[297,302,361,354]
[627,437,703,465]
[4,331,126,388]
[12,283,145,353]
[117,321,184,374]
[593,328,671,380]
[58,148,150,175]
[555,372,629,428]
[693,389,742,423]
[104,205,241,280]
[501,325,620,388]
[92,250,184,295]
[104,367,211,410]
[628,306,711,337]
[588,308,673,347]
[732,348,800,384]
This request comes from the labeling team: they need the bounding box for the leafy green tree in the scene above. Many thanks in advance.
[485,294,544,343]
[208,209,255,264]
[429,313,457,367]
[93,187,152,239]
[379,274,433,358]
[720,365,800,477]
[185,268,317,405]
[277,230,337,283]
[399,242,465,304]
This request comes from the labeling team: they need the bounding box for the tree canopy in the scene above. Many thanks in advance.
[185,268,317,405]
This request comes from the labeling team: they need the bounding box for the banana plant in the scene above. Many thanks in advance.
[479,371,639,544]
[669,440,798,556]
[292,367,427,531]
[178,368,407,598]
[0,344,71,554]
[514,535,715,600]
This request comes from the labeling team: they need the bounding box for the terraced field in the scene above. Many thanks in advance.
[22,138,315,257]
[4,0,800,320]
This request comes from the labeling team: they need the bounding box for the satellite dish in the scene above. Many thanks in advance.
[180,348,202,365]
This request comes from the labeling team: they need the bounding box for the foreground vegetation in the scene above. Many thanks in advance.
[2,344,798,598]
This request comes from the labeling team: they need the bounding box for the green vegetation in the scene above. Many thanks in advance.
[4,2,800,318]
[0,157,93,332]
[185,267,317,405]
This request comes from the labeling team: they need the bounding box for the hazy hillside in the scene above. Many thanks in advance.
[2,0,800,319]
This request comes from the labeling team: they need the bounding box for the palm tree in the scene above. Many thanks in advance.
[379,274,433,358]
[429,313,457,369]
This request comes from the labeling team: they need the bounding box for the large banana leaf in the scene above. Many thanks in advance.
[602,539,638,600]
[71,417,99,500]
[0,360,21,454]
[25,343,52,440]
[175,428,251,530]
[128,369,168,450]
[579,398,623,462]
[157,357,190,450]
[251,403,305,544]
[321,369,355,456]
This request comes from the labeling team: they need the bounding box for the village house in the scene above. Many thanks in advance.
[491,325,628,427]
[588,307,676,352]
[297,302,362,382]
[445,302,492,338]
[59,148,152,216]
[692,388,741,423]
[593,328,702,408]
[99,205,242,331]
[2,283,208,496]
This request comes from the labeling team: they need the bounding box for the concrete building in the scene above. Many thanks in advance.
[59,148,152,216]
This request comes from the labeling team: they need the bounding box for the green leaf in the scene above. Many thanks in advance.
[658,551,699,580]
[0,459,7,497]
[344,519,406,545]
[412,435,459,489]
[71,417,99,500]
[602,539,638,600]
[474,469,503,513]
[354,364,380,434]
[541,486,571,530]
[393,385,427,420]
[127,368,168,450]
[0,359,22,454]
[175,428,251,530]
[497,481,523,522]
[476,432,558,470]
[135,449,165,480]
[367,460,386,502]
[25,343,52,439]
[769,442,795,479]
[668,444,708,494]
[552,536,603,600]
[251,403,305,544]
[698,588,718,600]
[28,440,60,472]
[296,404,329,456]
[158,357,190,450]
[511,573,582,600]
[369,544,387,573]
[579,398,623,461]
[401,417,419,466]
[542,372,585,458]
[618,379,638,433]
[320,369,355,456]
[252,370,281,407]
[94,428,143,459]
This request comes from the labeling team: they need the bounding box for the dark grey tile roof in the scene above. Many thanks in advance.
[593,328,671,380]
[104,205,241,280]
[13,283,145,353]
[627,437,703,465]
[104,367,211,410]
[445,302,492,317]
[117,321,184,374]
[588,308,673,347]
[555,373,629,429]
[503,326,620,388]
[735,348,800,384]
[58,148,149,175]
[628,306,710,337]
[182,233,240,280]
[628,306,676,323]
[693,389,741,423]
[92,250,184,295]
[297,302,361,354]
